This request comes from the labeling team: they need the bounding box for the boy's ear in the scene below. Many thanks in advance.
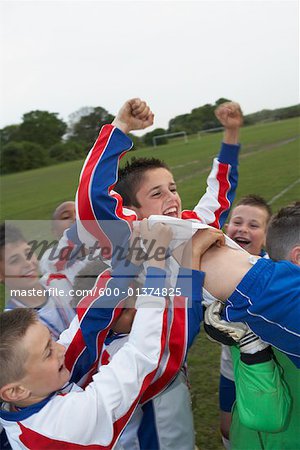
[0,383,30,403]
[224,223,228,233]
[289,245,300,267]
[128,204,142,219]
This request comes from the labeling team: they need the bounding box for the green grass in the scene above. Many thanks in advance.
[1,117,299,220]
[1,116,300,449]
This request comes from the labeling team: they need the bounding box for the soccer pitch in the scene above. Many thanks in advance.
[1,117,299,221]
[1,116,299,449]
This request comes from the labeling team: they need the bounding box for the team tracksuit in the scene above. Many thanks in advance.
[0,262,203,449]
[72,124,240,449]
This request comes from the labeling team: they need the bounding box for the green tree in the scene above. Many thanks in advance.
[1,141,48,174]
[168,98,232,134]
[18,111,67,148]
[49,141,84,162]
[215,97,231,106]
[67,106,114,150]
[143,128,168,146]
[0,125,20,146]
[168,114,191,134]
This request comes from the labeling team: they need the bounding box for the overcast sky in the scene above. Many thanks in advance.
[0,0,299,134]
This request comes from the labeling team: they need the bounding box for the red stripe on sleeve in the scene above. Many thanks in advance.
[209,163,230,229]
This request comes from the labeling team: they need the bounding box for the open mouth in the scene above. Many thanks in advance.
[234,237,251,247]
[21,270,37,278]
[163,207,178,217]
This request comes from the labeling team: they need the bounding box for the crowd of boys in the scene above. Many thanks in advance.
[0,98,299,450]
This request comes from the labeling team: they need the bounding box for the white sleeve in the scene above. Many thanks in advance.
[28,295,166,447]
[58,315,80,348]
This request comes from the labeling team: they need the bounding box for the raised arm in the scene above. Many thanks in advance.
[183,102,243,228]
[75,99,154,257]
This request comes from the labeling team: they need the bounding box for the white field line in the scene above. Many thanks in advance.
[268,179,300,205]
[174,136,300,183]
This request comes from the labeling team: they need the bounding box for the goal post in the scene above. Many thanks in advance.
[152,131,188,147]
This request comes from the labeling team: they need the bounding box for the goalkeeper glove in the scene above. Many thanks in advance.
[204,301,272,364]
[204,301,248,345]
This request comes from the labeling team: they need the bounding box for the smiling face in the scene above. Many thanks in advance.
[0,241,39,290]
[130,168,182,219]
[226,205,269,255]
[18,321,70,404]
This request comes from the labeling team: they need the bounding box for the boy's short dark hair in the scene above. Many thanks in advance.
[0,308,38,390]
[266,201,300,261]
[235,194,272,222]
[0,223,26,259]
[114,157,170,207]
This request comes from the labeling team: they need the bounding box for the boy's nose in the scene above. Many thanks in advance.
[56,342,66,357]
[165,191,176,202]
[238,224,248,233]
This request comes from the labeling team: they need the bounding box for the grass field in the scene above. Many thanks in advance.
[1,116,299,449]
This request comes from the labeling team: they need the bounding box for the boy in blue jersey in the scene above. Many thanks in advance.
[219,195,272,448]
[201,224,299,365]
[206,201,300,449]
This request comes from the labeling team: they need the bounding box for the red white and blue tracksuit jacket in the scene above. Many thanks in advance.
[0,263,205,449]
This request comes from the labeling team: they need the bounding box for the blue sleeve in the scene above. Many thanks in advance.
[75,125,135,265]
[217,142,240,228]
[223,259,300,368]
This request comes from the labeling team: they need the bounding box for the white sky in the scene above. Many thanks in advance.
[0,0,299,134]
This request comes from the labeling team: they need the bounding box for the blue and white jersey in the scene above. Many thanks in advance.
[223,258,300,368]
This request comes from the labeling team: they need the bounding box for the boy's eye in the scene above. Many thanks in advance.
[170,188,177,193]
[61,213,71,220]
[152,192,161,197]
[8,256,20,265]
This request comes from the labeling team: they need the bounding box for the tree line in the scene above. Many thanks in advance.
[1,101,299,174]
